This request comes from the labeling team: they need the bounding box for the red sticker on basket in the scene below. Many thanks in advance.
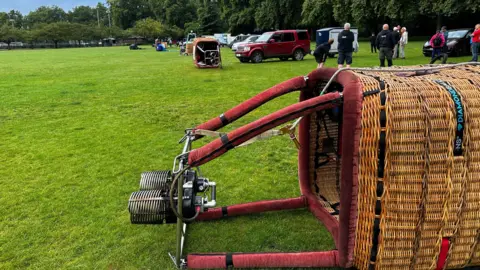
[434,80,464,156]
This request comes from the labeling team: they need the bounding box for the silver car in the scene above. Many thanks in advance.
[232,35,259,51]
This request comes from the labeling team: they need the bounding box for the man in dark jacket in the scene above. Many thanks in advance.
[376,24,396,67]
[370,33,377,53]
[337,23,355,68]
[313,38,334,68]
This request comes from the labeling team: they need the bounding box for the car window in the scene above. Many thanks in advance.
[271,33,282,42]
[297,32,309,40]
[448,30,469,39]
[250,36,259,42]
[282,33,295,42]
[256,32,274,43]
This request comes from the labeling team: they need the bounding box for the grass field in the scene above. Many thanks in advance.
[0,42,473,270]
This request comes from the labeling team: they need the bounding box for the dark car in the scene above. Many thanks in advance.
[423,28,473,57]
[235,30,310,63]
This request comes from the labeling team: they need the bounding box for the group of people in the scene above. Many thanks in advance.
[313,23,409,69]
[313,22,480,69]
[371,25,408,60]
[374,24,408,67]
[428,24,480,64]
[313,23,355,69]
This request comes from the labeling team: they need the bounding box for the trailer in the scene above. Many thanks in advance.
[316,27,359,56]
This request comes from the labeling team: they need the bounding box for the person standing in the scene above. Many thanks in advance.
[313,39,334,68]
[399,27,408,59]
[376,24,396,67]
[431,26,449,64]
[337,23,355,68]
[471,24,480,62]
[429,30,445,64]
[370,33,377,53]
[392,27,401,58]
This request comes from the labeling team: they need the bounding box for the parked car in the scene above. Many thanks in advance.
[228,35,249,48]
[423,28,473,57]
[235,30,310,63]
[232,35,259,51]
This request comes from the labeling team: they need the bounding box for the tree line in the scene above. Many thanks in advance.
[1,0,480,49]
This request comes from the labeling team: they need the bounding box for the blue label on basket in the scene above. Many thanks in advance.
[434,80,464,156]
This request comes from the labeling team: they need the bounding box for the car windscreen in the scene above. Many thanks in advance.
[256,32,273,43]
[249,36,259,42]
[448,30,468,39]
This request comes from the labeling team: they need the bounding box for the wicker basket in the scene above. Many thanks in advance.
[304,65,480,270]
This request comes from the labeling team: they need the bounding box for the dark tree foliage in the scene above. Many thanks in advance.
[2,0,480,48]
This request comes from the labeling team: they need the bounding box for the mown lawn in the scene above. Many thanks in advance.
[0,42,472,270]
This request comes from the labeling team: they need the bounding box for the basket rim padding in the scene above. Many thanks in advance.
[299,68,363,268]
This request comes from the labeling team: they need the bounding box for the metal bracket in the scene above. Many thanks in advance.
[168,252,187,270]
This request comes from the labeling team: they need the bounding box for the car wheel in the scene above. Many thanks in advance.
[239,58,249,63]
[251,51,263,63]
[293,49,304,61]
[279,57,289,61]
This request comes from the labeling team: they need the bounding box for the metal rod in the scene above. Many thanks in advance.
[175,171,184,267]
[175,135,193,268]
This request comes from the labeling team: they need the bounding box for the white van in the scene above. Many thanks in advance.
[316,27,359,55]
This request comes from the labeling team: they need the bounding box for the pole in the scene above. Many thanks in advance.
[107,10,112,28]
[97,8,100,27]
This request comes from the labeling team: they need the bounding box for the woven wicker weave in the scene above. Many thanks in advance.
[310,65,480,270]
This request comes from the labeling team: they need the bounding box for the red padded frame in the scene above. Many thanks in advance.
[187,68,363,269]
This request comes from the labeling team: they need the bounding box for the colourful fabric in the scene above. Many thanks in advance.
[436,238,449,270]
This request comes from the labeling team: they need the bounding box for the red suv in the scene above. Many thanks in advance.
[235,30,310,63]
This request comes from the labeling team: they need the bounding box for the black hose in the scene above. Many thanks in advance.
[169,166,200,223]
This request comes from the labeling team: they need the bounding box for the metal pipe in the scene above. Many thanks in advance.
[175,135,193,267]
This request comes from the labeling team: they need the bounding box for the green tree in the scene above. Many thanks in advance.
[417,0,480,29]
[0,25,23,49]
[198,0,224,34]
[164,25,184,39]
[301,0,334,28]
[184,21,201,34]
[102,25,128,39]
[107,0,154,29]
[7,10,24,28]
[132,18,164,40]
[25,6,67,26]
[254,0,304,30]
[68,6,97,25]
[0,12,8,26]
[220,0,256,34]
[23,28,43,49]
[35,22,72,48]
[96,3,111,27]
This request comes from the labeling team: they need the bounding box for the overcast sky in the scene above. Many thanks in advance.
[0,0,105,15]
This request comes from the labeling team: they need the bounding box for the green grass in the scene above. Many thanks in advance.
[0,42,472,269]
